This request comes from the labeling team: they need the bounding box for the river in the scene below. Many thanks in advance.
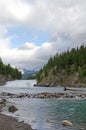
[0,80,86,130]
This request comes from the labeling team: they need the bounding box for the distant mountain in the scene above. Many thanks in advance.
[22,69,38,79]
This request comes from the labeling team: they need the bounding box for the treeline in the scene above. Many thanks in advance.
[0,58,22,80]
[37,44,86,83]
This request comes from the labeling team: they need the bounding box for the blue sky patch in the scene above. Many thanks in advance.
[7,26,50,48]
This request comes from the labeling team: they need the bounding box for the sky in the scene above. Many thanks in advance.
[0,0,86,70]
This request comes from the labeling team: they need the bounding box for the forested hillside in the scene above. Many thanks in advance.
[37,45,86,87]
[0,58,22,85]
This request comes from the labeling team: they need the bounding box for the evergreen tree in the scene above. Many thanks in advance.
[37,44,86,83]
[0,58,22,80]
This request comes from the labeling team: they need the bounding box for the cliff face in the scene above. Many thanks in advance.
[37,45,86,87]
[37,70,86,87]
[0,74,14,86]
[0,75,7,86]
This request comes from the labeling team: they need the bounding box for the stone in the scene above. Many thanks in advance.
[0,99,7,112]
[34,84,37,86]
[61,120,73,126]
[46,119,51,123]
[0,99,6,104]
[9,105,18,113]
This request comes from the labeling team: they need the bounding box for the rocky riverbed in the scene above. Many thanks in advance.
[0,91,86,99]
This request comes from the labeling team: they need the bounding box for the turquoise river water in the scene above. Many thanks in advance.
[0,80,86,130]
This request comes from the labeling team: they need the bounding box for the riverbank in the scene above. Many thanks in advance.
[0,114,32,130]
[36,82,86,87]
[0,99,33,130]
[0,114,33,130]
[36,75,86,87]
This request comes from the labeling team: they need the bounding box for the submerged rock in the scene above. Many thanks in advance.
[46,119,51,123]
[61,120,73,126]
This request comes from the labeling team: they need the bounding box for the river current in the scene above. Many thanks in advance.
[0,80,86,130]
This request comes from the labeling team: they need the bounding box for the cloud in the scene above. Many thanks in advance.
[18,42,36,50]
[1,39,80,70]
[0,0,86,69]
[0,0,86,38]
[1,42,53,69]
[0,0,86,35]
[0,38,11,53]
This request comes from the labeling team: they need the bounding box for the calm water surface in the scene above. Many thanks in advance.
[0,80,86,130]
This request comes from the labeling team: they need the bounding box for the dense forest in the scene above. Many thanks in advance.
[37,44,86,87]
[0,58,22,84]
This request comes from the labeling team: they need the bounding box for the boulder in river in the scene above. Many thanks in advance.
[9,105,18,113]
[61,120,73,126]
[0,99,6,104]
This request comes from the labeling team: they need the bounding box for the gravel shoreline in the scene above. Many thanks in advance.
[0,99,34,130]
[0,114,34,130]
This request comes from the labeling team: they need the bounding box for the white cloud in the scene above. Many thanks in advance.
[0,0,86,35]
[0,38,11,53]
[0,39,57,69]
[0,39,78,70]
[0,0,86,69]
[18,42,36,50]
[0,0,86,37]
[0,42,53,69]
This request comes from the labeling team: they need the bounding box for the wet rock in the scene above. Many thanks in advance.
[34,84,37,86]
[1,92,14,97]
[2,91,85,99]
[2,99,7,102]
[38,94,45,98]
[0,99,7,112]
[61,120,73,126]
[9,105,18,113]
[46,119,51,123]
[1,92,7,96]
[81,95,85,98]
[0,99,6,104]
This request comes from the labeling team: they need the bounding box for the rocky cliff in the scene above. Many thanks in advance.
[37,45,86,87]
